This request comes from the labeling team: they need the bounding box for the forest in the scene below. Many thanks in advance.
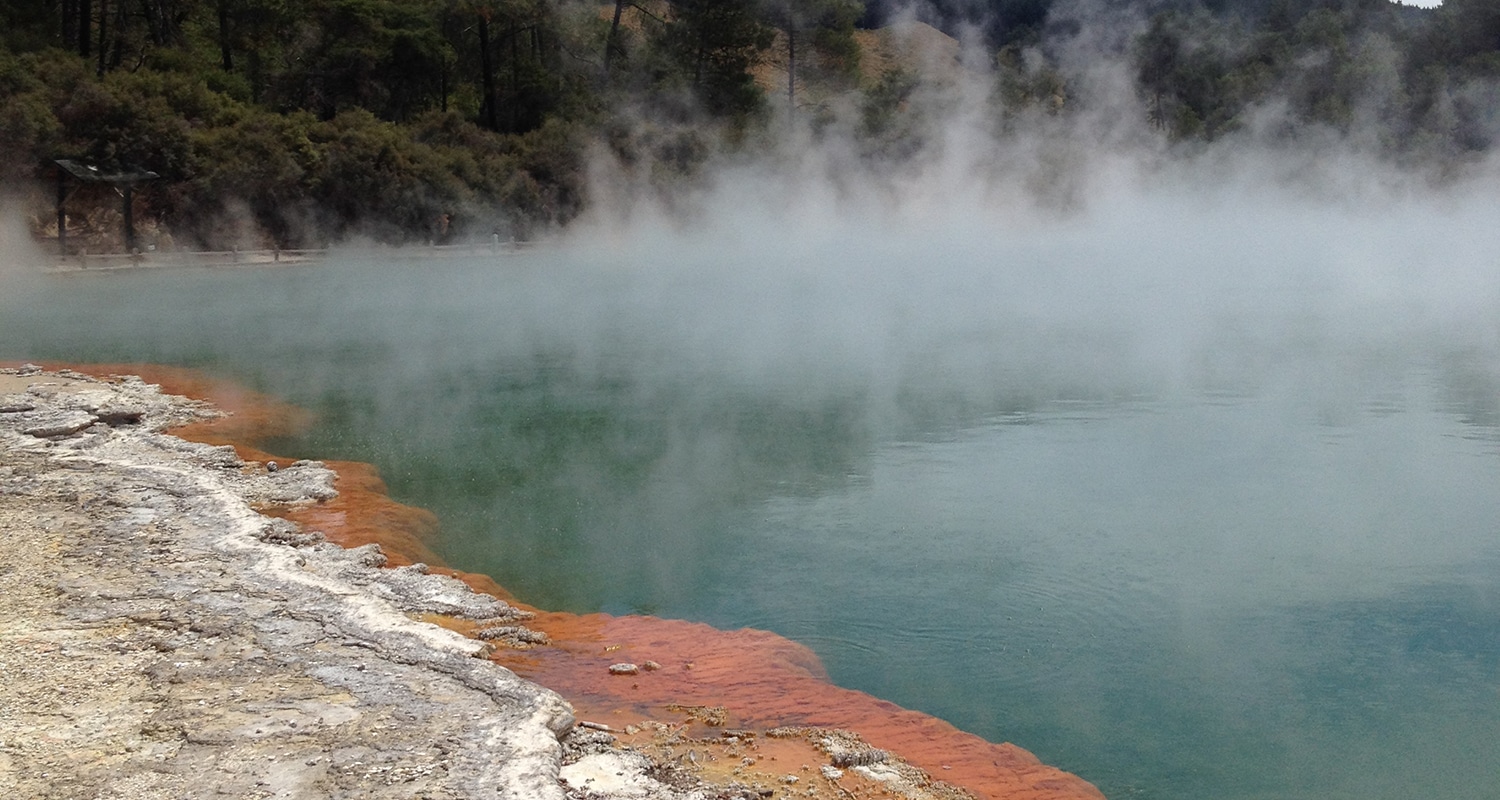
[1,0,1498,250]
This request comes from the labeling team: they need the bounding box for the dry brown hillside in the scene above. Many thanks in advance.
[753,20,964,110]
[595,3,964,110]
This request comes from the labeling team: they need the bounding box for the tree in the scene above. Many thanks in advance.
[604,0,627,73]
[655,0,773,118]
[1135,14,1184,131]
[762,0,861,118]
[459,0,569,134]
[268,0,451,120]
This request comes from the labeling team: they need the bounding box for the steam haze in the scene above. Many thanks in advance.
[4,7,1500,798]
[0,197,45,291]
[5,4,1499,601]
[554,123,1500,421]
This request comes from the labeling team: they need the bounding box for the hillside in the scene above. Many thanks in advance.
[1,0,1495,253]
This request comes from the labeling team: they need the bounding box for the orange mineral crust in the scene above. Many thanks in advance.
[26,361,315,451]
[20,362,1103,800]
[495,613,1103,800]
[268,458,445,568]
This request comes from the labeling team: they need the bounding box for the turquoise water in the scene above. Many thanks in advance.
[4,197,1500,798]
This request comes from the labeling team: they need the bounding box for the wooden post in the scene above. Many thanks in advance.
[56,168,68,256]
[123,184,136,253]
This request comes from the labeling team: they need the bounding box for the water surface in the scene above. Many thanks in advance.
[4,192,1499,799]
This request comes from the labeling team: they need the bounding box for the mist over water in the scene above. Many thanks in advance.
[4,157,1500,799]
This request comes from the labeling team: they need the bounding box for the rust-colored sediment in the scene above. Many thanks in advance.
[496,613,1101,800]
[16,362,1102,800]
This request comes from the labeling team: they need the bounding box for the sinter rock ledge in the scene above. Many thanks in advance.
[0,365,717,799]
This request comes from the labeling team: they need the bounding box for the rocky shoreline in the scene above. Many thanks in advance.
[0,365,1103,800]
[0,365,707,799]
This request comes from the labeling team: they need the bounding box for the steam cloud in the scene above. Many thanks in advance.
[6,0,1500,407]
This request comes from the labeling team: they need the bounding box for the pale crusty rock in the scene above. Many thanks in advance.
[15,408,98,437]
[560,751,663,798]
[0,394,36,413]
[0,368,706,800]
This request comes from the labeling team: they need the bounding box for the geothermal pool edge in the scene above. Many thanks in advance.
[0,363,1103,800]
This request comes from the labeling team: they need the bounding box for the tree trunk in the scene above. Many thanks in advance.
[604,0,625,74]
[248,48,262,103]
[139,0,163,46]
[95,0,107,76]
[61,0,78,52]
[787,24,796,117]
[78,0,91,57]
[509,24,519,133]
[478,15,498,131]
[217,0,233,71]
[108,0,127,72]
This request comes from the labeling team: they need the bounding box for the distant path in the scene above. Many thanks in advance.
[45,242,542,273]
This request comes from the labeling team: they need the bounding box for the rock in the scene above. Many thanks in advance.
[0,395,36,413]
[4,369,1011,800]
[558,751,661,796]
[0,369,595,800]
[256,519,326,547]
[17,409,98,438]
[561,726,619,761]
[820,733,888,768]
[246,460,337,503]
[474,625,550,647]
[350,544,388,568]
[87,402,145,426]
[472,607,536,625]
[665,704,728,727]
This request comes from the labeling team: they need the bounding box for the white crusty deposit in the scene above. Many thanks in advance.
[0,365,708,799]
